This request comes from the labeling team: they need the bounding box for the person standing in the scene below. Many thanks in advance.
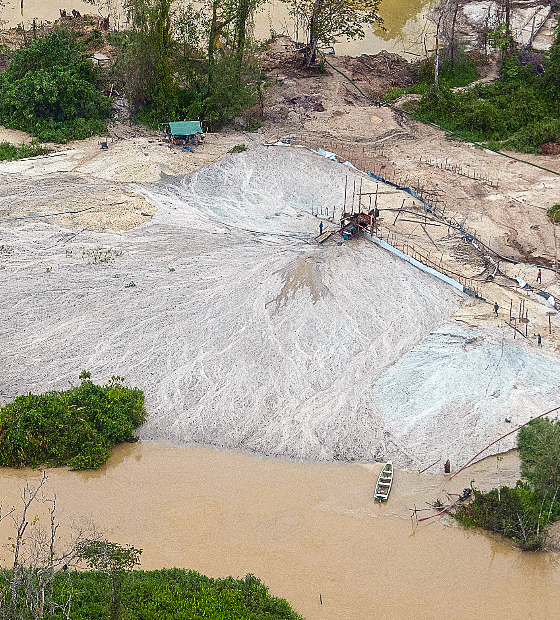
[537,269,542,284]
[319,221,323,235]
[494,302,499,316]
[538,333,542,347]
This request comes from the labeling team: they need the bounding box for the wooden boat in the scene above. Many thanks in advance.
[374,461,393,502]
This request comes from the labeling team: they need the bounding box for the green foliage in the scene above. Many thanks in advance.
[0,29,111,143]
[43,569,303,620]
[418,52,480,89]
[410,18,560,153]
[0,140,51,161]
[0,375,145,470]
[454,417,560,550]
[382,87,405,102]
[455,482,560,550]
[413,74,560,152]
[518,417,560,492]
[548,204,560,222]
[229,143,247,153]
[544,16,560,94]
[285,0,383,49]
[118,0,261,130]
[77,540,143,620]
[383,53,477,104]
[90,28,104,46]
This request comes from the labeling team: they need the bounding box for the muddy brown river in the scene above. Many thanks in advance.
[0,443,557,620]
[1,0,432,55]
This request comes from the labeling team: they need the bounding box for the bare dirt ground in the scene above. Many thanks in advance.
[1,34,560,473]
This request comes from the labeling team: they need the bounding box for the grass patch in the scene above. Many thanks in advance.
[229,143,247,153]
[383,53,478,104]
[0,373,144,470]
[0,140,51,161]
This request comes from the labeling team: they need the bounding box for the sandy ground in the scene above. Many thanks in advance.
[1,37,560,474]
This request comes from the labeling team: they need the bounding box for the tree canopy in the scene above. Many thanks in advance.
[285,0,383,65]
[518,417,560,493]
[0,29,110,143]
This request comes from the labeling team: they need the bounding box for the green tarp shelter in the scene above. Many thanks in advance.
[167,121,202,136]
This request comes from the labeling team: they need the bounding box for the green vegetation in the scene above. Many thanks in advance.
[411,19,560,152]
[0,474,303,620]
[104,0,264,131]
[284,0,383,67]
[0,140,51,161]
[518,417,560,492]
[2,569,303,620]
[455,481,560,550]
[454,417,560,550]
[0,29,111,143]
[82,247,123,264]
[548,203,560,223]
[229,143,247,153]
[0,373,144,470]
[76,540,143,620]
[383,52,479,103]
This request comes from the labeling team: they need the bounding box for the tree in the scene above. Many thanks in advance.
[0,473,98,620]
[284,0,383,67]
[76,540,142,620]
[544,15,560,94]
[518,417,560,493]
[0,29,110,143]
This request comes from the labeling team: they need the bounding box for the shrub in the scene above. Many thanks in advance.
[56,569,304,620]
[0,374,144,470]
[0,29,110,143]
[548,204,560,222]
[454,482,560,550]
[518,417,560,492]
[0,140,51,161]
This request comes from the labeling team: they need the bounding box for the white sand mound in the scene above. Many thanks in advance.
[1,146,559,467]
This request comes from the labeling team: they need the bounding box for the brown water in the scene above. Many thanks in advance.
[1,0,432,56]
[0,442,557,620]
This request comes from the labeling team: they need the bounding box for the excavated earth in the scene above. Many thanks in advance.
[1,36,560,473]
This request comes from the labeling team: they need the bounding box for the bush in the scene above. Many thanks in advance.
[413,76,560,152]
[0,29,111,143]
[0,140,51,161]
[0,374,144,470]
[454,482,560,550]
[48,569,304,620]
[454,417,560,550]
[548,204,560,222]
[518,417,560,492]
